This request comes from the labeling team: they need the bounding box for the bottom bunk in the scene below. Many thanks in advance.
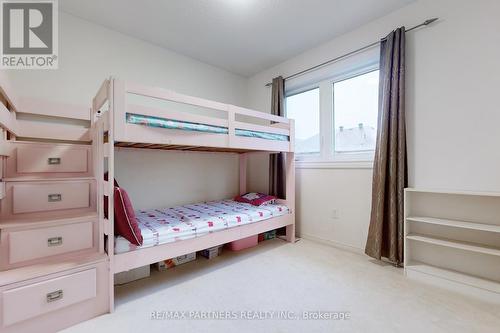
[112,199,294,273]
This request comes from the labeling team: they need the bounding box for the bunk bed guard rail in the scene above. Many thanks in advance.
[92,78,294,153]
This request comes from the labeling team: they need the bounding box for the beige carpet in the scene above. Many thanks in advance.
[63,238,500,333]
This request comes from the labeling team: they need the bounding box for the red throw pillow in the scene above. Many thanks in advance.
[234,193,276,206]
[114,187,143,246]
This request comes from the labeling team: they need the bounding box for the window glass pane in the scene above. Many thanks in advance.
[334,70,379,153]
[286,88,320,154]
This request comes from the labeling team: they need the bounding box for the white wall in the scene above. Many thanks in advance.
[246,0,500,252]
[6,12,248,106]
[5,12,248,210]
[114,149,239,211]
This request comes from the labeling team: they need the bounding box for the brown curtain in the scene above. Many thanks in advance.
[269,76,286,198]
[365,27,407,266]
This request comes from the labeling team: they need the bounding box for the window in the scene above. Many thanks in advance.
[334,70,379,153]
[285,88,320,155]
[285,65,379,167]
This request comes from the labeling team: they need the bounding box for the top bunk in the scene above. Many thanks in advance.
[92,78,295,153]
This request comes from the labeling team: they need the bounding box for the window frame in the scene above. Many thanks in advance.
[285,62,379,169]
[285,86,321,157]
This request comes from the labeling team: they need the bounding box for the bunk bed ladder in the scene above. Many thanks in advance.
[92,78,115,312]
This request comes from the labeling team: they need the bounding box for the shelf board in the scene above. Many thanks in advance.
[406,234,500,257]
[405,188,500,197]
[407,216,500,233]
[405,261,500,294]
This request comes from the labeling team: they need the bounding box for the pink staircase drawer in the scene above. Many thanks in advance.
[4,142,91,179]
[7,221,94,265]
[17,145,88,173]
[12,181,90,214]
[2,268,97,327]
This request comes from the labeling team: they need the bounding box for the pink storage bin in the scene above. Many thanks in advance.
[226,235,258,251]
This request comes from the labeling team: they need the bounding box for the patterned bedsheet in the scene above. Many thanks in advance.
[126,113,289,142]
[114,199,289,254]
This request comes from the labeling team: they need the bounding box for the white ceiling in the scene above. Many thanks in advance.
[60,0,415,77]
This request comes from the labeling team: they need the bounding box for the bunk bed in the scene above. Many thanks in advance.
[92,78,295,309]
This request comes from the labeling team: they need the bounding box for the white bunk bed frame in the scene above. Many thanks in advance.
[92,78,295,310]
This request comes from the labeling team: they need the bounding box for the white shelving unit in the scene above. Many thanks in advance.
[404,188,500,303]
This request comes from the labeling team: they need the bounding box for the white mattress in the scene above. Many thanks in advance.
[114,199,289,254]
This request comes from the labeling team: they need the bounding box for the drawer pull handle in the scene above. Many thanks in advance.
[48,157,61,165]
[47,236,63,247]
[46,289,63,303]
[48,194,62,202]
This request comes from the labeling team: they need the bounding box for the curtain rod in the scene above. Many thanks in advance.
[265,17,439,87]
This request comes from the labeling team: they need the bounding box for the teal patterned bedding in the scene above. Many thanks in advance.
[126,113,289,141]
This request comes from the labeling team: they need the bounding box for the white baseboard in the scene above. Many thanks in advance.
[300,233,365,255]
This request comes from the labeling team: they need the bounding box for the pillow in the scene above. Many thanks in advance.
[234,192,276,206]
[114,187,143,246]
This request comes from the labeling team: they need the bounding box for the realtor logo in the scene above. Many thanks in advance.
[1,0,58,69]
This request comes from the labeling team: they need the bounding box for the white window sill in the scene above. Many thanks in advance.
[295,160,373,169]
